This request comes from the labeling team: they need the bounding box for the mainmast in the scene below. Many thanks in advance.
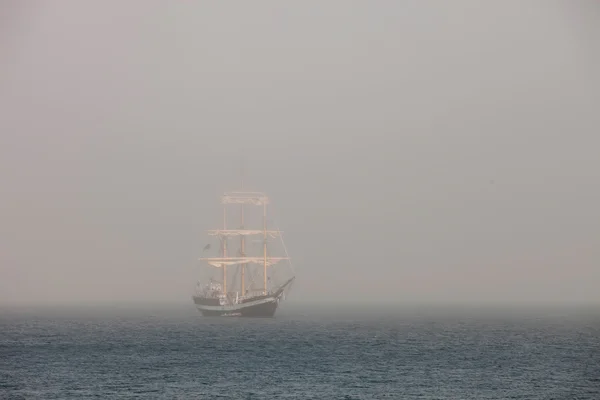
[222,201,227,294]
[240,166,245,296]
[263,201,267,294]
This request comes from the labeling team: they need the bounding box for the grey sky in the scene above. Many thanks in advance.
[1,1,599,305]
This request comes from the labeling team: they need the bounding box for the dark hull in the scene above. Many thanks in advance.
[198,299,278,317]
[193,277,294,318]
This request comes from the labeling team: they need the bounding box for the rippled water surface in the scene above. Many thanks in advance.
[1,304,599,399]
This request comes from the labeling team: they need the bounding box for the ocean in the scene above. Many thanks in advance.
[1,304,599,399]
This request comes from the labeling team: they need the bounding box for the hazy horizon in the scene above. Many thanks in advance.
[1,1,599,306]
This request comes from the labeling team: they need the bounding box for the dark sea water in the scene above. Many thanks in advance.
[1,304,599,399]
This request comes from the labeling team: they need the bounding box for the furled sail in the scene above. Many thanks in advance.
[208,230,281,238]
[221,192,269,205]
[199,256,289,268]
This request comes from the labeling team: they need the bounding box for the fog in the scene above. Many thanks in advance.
[1,1,599,305]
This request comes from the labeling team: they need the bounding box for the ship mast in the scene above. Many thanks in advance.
[199,192,288,296]
[222,201,227,294]
[240,165,245,296]
[263,201,267,294]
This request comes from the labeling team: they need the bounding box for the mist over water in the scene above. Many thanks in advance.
[1,1,599,306]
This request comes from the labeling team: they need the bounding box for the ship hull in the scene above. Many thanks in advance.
[193,295,280,318]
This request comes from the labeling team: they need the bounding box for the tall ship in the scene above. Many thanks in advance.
[193,190,295,317]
